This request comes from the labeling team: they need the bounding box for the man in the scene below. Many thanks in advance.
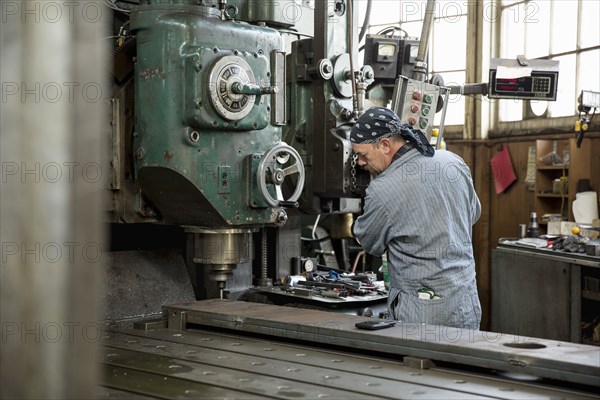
[351,107,482,329]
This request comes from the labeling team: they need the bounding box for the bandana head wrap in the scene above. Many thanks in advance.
[350,107,434,157]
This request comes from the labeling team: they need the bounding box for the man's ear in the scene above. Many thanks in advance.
[381,138,392,153]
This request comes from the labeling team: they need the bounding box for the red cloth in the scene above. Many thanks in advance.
[490,145,517,194]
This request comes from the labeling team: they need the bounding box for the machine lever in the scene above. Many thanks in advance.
[232,82,278,95]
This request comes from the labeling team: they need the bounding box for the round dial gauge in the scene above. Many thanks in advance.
[304,259,314,272]
[208,55,256,121]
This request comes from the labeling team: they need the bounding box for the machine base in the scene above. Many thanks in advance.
[97,300,600,399]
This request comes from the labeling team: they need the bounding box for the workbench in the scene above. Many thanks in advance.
[491,243,600,344]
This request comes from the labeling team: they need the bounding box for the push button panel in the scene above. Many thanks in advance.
[401,85,439,133]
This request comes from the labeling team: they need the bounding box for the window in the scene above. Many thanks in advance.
[497,0,600,122]
[358,0,469,126]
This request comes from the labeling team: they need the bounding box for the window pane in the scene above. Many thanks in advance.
[367,0,401,26]
[499,99,523,122]
[549,54,576,117]
[525,1,550,58]
[579,50,600,95]
[436,1,468,18]
[432,17,467,71]
[581,0,600,49]
[551,1,577,54]
[530,100,549,116]
[501,5,525,58]
[400,0,428,22]
[399,20,425,38]
[357,0,368,24]
[435,71,465,126]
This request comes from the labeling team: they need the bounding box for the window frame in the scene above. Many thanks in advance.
[490,0,600,137]
[359,0,471,137]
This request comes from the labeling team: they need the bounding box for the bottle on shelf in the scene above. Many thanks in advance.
[526,212,540,238]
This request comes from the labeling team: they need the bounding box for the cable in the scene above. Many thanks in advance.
[278,29,313,39]
[347,0,358,115]
[358,0,372,43]
[376,26,408,37]
[311,214,321,240]
[300,235,330,242]
[105,0,131,14]
[351,250,365,274]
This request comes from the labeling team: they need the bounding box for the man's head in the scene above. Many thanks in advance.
[350,107,406,175]
[350,107,434,174]
[352,135,405,175]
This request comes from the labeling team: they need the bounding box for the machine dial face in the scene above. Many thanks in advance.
[304,259,314,272]
[208,55,256,121]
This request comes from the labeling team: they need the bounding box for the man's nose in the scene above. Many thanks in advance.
[357,158,366,166]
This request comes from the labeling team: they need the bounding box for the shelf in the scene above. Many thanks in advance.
[582,290,600,301]
[537,193,568,198]
[535,137,599,231]
[537,165,569,170]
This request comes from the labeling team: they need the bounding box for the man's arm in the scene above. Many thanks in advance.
[352,191,390,256]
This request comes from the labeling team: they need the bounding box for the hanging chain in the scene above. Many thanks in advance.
[350,153,358,193]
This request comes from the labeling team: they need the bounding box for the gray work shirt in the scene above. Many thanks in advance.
[353,148,482,329]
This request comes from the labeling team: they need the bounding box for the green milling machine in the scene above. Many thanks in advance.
[110,0,379,300]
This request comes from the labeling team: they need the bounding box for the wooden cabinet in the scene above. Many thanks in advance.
[535,138,599,226]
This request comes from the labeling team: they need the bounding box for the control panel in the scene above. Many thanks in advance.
[390,76,441,139]
[489,74,558,100]
[489,58,559,100]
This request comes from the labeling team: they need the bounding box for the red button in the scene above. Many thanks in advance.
[411,104,419,113]
[412,92,422,101]
[408,116,417,125]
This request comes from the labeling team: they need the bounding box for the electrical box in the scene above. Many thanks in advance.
[488,58,559,100]
[363,36,424,82]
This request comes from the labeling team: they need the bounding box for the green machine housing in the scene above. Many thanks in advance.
[131,0,301,228]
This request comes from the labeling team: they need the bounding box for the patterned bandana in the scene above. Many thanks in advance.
[350,107,435,157]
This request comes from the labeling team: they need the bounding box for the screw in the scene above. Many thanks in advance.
[276,210,288,226]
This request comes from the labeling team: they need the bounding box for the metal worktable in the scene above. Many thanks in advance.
[492,244,600,344]
[98,299,600,399]
[495,243,600,268]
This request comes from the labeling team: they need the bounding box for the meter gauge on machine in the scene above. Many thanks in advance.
[208,55,257,121]
[377,43,396,58]
[303,258,314,273]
